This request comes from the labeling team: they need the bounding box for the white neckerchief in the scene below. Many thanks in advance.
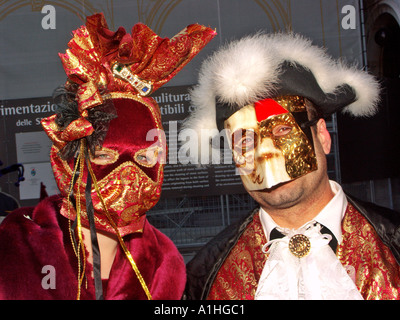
[259,181,347,244]
[256,181,363,300]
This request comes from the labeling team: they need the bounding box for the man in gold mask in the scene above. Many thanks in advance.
[183,33,400,300]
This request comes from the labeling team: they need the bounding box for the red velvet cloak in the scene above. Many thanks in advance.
[0,195,186,300]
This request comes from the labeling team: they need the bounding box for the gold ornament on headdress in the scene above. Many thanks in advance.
[112,63,153,96]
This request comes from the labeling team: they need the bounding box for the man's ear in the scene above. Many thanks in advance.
[316,118,331,155]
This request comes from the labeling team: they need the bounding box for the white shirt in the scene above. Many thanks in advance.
[259,180,347,244]
[255,180,363,300]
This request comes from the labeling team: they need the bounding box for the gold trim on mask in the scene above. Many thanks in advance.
[135,144,164,168]
[107,92,162,124]
[90,147,120,166]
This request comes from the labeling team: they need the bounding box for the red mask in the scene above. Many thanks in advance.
[50,95,165,236]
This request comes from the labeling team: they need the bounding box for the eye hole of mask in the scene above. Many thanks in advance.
[232,129,256,154]
[134,145,164,167]
[90,147,119,165]
[272,124,293,137]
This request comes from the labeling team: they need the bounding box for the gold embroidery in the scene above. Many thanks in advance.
[335,203,399,299]
[207,211,267,300]
[86,158,152,300]
[57,154,162,236]
[208,204,400,300]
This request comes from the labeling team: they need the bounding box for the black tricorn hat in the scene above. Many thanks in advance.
[183,32,380,138]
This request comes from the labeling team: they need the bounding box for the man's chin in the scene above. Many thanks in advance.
[247,179,294,193]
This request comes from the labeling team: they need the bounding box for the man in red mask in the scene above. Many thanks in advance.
[0,13,215,300]
[183,33,400,300]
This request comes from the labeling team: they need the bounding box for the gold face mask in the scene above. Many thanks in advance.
[224,96,317,190]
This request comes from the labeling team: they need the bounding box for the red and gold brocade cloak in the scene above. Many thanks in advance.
[187,199,400,300]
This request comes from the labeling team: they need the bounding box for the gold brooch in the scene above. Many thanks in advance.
[112,63,153,96]
[288,234,311,258]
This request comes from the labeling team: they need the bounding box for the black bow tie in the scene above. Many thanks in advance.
[269,224,338,253]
